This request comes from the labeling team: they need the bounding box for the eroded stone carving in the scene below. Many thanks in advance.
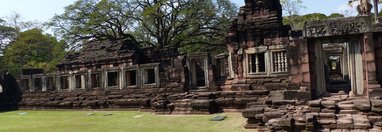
[357,0,373,16]
[304,16,371,38]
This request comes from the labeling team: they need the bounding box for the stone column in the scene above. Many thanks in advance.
[363,33,382,97]
[102,71,106,89]
[56,75,61,91]
[314,40,326,97]
[42,76,47,92]
[69,74,75,91]
[87,70,92,90]
[119,69,124,90]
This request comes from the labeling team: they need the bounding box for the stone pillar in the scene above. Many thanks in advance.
[56,75,61,91]
[69,74,75,91]
[119,69,124,90]
[314,40,326,97]
[42,76,47,92]
[363,33,382,98]
[87,70,92,90]
[81,75,86,89]
[102,71,106,89]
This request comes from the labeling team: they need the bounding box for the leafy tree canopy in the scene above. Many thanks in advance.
[0,19,17,56]
[50,0,237,54]
[3,29,66,75]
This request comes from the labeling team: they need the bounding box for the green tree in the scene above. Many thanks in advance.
[283,13,344,30]
[3,29,66,75]
[134,0,237,54]
[328,13,345,18]
[50,0,237,54]
[49,0,139,50]
[0,19,17,56]
[280,0,305,30]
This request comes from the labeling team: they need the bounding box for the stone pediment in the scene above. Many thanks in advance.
[303,16,371,38]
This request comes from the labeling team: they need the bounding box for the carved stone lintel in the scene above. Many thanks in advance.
[304,16,371,38]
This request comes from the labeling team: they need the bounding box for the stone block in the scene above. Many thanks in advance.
[336,114,353,129]
[297,91,311,101]
[374,121,382,127]
[318,119,337,129]
[278,118,292,130]
[263,111,285,119]
[318,113,336,119]
[242,107,265,118]
[310,107,321,112]
[321,100,336,109]
[338,104,354,110]
[306,112,319,122]
[352,115,371,129]
[321,108,335,113]
[339,110,359,114]
[307,99,321,107]
[368,116,382,124]
[272,100,295,106]
[372,106,382,112]
[353,99,371,111]
[283,90,297,100]
[354,123,371,129]
[371,99,382,107]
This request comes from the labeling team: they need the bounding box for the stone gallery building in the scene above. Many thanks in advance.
[14,0,382,131]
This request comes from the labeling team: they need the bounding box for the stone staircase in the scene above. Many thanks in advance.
[171,99,192,114]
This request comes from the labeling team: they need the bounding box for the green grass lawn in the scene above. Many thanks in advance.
[0,110,250,132]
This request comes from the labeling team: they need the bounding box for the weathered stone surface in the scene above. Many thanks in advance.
[304,16,371,38]
[321,108,336,113]
[353,99,371,111]
[283,91,298,100]
[272,100,295,106]
[371,100,382,107]
[339,110,359,114]
[372,106,382,112]
[306,112,319,122]
[368,116,382,124]
[263,111,286,119]
[321,100,336,109]
[307,99,321,107]
[318,119,336,124]
[336,114,353,129]
[319,113,336,119]
[242,107,265,118]
[310,107,321,112]
[338,104,355,110]
[352,115,371,129]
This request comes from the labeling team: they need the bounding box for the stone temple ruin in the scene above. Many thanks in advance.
[5,0,382,131]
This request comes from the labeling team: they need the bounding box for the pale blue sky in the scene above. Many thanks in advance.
[0,0,356,23]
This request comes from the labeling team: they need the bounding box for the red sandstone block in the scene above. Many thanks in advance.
[301,64,310,73]
[366,52,375,61]
[302,73,311,83]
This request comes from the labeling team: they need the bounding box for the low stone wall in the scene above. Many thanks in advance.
[243,93,382,131]
[19,89,278,114]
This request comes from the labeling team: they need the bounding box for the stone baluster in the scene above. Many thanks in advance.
[277,52,282,72]
[255,54,259,73]
[284,52,288,72]
[249,55,253,73]
[281,52,285,72]
[274,53,278,72]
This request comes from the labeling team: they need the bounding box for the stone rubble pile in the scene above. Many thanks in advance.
[243,94,382,131]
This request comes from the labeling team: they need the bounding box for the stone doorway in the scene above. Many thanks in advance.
[188,57,208,90]
[311,38,364,97]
